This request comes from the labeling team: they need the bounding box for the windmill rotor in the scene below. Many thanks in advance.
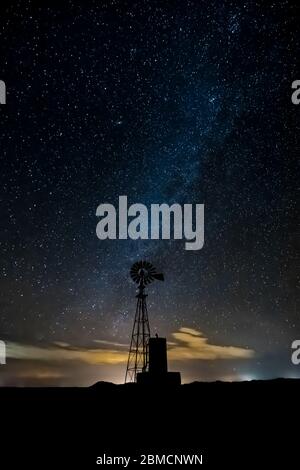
[130,260,164,286]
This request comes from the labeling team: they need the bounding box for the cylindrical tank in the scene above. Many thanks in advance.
[148,337,168,374]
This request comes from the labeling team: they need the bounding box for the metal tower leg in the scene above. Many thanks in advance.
[125,285,150,383]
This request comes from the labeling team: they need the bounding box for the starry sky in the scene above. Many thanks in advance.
[0,0,299,385]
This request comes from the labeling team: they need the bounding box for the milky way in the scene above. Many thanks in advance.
[0,1,298,384]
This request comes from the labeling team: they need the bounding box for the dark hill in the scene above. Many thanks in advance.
[1,379,299,467]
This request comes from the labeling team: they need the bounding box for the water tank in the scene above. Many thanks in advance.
[148,337,168,374]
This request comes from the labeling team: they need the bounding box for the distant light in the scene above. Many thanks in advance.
[240,374,257,382]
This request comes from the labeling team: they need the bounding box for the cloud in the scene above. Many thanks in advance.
[6,327,254,371]
[93,339,128,348]
[7,341,128,365]
[17,369,65,380]
[168,327,255,360]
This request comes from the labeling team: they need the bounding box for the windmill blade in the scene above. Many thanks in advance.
[130,261,164,285]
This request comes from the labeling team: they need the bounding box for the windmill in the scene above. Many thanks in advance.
[125,261,164,383]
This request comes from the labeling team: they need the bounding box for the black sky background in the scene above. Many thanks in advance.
[0,0,299,385]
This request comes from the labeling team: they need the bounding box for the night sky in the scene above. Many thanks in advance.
[0,0,299,385]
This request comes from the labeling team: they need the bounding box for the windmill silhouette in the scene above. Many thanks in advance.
[125,261,164,383]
